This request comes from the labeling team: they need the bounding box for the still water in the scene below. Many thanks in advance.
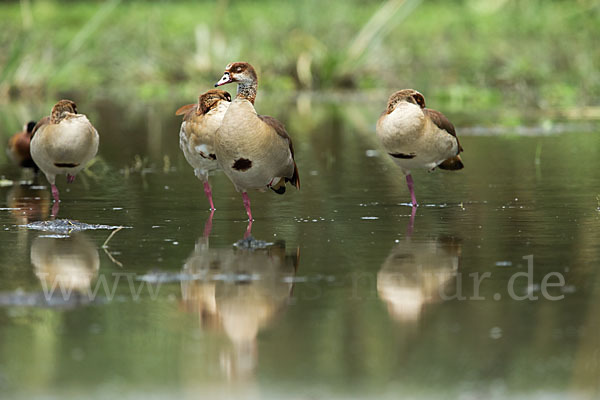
[0,97,599,399]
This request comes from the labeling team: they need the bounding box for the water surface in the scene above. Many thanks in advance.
[0,99,599,399]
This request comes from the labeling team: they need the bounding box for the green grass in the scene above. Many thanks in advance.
[0,0,599,113]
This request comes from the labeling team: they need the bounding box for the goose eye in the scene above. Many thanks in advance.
[413,95,425,107]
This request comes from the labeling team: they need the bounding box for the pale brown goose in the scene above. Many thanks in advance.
[176,89,232,210]
[30,99,99,206]
[214,62,300,220]
[376,89,463,207]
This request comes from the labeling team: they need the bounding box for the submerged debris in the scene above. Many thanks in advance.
[234,236,274,249]
[137,270,259,284]
[22,219,128,234]
[137,270,333,285]
[137,271,200,284]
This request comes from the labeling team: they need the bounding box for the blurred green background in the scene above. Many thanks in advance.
[1,0,599,117]
[1,3,600,398]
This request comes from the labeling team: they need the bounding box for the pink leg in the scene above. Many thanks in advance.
[51,184,60,203]
[203,210,215,238]
[244,220,253,239]
[203,181,215,210]
[406,174,417,207]
[67,174,75,184]
[242,192,253,221]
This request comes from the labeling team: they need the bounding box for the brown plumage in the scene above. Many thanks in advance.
[176,89,232,210]
[257,115,300,190]
[7,121,38,172]
[376,89,464,206]
[32,99,78,135]
[30,99,99,210]
[214,62,300,220]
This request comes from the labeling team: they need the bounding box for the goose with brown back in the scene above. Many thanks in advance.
[214,62,300,220]
[376,89,463,207]
[30,99,99,207]
[176,89,232,210]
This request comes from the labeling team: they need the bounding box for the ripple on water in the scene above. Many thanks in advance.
[22,219,129,234]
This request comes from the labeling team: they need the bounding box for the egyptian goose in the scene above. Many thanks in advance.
[214,62,300,220]
[376,89,463,207]
[6,184,51,224]
[7,121,39,173]
[180,237,297,376]
[30,100,99,205]
[176,89,232,210]
[31,233,99,295]
[377,236,461,322]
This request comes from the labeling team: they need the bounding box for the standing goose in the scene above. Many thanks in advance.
[7,120,39,173]
[30,99,99,205]
[376,89,463,207]
[214,62,300,221]
[176,89,232,210]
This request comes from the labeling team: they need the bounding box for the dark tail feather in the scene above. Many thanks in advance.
[438,155,464,170]
[270,183,286,194]
[285,161,300,190]
[271,161,300,195]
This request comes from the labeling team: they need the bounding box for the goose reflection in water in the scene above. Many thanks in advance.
[377,208,462,322]
[6,184,51,225]
[180,219,299,379]
[31,233,99,304]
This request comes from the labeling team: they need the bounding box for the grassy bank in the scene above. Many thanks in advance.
[0,0,599,113]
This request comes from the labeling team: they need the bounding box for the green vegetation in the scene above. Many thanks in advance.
[0,0,599,114]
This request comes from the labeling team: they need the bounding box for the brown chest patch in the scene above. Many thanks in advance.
[232,158,252,171]
[12,134,32,160]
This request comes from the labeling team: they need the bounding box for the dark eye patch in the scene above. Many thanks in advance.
[412,93,425,108]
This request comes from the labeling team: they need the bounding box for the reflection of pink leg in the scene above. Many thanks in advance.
[244,219,253,239]
[406,174,417,207]
[203,181,215,210]
[67,174,75,184]
[203,210,215,238]
[242,192,253,221]
[51,201,60,217]
[51,184,60,203]
[406,206,417,237]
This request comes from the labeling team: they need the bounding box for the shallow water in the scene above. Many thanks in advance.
[1,99,599,399]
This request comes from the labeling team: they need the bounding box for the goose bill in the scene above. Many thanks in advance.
[215,72,232,87]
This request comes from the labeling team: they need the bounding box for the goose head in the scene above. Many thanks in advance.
[199,89,231,114]
[50,99,78,123]
[386,89,425,114]
[215,62,258,87]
